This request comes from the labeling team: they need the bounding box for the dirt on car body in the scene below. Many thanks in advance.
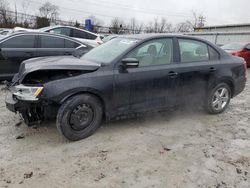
[0,70,249,188]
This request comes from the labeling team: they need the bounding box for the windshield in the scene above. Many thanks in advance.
[81,38,139,63]
[221,43,245,51]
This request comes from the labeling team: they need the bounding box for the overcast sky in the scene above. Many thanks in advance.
[8,0,250,26]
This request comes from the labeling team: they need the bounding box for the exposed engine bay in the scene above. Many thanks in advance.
[22,70,89,85]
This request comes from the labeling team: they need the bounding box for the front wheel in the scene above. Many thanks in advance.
[206,83,231,114]
[56,94,103,141]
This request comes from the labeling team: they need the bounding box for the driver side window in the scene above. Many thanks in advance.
[126,38,173,67]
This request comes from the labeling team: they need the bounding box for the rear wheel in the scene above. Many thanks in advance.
[206,83,231,114]
[56,94,103,141]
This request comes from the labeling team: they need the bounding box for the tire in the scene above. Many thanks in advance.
[56,94,103,141]
[205,83,231,114]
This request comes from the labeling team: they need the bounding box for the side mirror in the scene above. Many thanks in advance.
[121,58,139,69]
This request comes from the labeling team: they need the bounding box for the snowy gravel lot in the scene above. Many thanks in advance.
[0,69,249,188]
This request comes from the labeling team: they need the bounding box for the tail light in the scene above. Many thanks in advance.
[243,60,247,70]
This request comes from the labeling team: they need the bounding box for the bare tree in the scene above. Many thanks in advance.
[39,1,59,22]
[109,18,124,34]
[175,21,193,32]
[0,0,14,27]
[127,18,144,34]
[145,17,173,33]
[189,11,206,29]
[175,11,206,32]
[159,18,173,33]
[21,0,30,15]
[20,0,30,27]
[36,2,59,28]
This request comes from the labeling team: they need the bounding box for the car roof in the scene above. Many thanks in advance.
[118,33,203,40]
[0,31,91,46]
[116,33,227,56]
[39,25,99,36]
[118,33,222,47]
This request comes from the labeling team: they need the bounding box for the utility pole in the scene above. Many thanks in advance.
[15,3,18,23]
[198,16,206,28]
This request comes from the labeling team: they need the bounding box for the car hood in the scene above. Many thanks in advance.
[16,56,101,82]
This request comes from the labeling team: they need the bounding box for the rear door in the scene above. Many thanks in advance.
[176,38,221,106]
[0,34,37,77]
[37,35,81,57]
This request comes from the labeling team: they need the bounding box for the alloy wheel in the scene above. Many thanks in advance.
[212,87,230,111]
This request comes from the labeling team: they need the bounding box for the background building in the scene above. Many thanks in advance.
[187,23,250,46]
[194,23,250,32]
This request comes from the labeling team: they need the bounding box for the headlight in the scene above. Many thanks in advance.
[12,85,43,101]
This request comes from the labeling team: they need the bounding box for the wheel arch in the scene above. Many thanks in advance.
[59,90,107,119]
[208,77,235,97]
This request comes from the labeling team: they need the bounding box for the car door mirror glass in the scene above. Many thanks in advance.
[121,58,139,69]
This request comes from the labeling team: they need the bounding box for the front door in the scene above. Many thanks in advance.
[114,38,179,114]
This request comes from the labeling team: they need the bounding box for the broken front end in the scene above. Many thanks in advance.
[5,56,101,126]
[6,76,60,126]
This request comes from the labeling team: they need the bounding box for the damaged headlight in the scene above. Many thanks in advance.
[12,85,43,101]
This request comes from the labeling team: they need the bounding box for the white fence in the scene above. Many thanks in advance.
[186,31,250,46]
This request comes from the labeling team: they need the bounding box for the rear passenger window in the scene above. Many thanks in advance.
[41,36,64,48]
[86,33,97,40]
[179,39,209,63]
[72,29,87,39]
[2,35,35,48]
[208,46,220,60]
[49,27,71,36]
[65,39,80,48]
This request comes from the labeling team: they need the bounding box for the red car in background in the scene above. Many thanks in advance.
[221,42,250,67]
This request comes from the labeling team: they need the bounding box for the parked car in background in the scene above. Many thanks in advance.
[0,28,13,36]
[0,27,35,37]
[13,27,36,33]
[102,34,118,43]
[39,25,103,47]
[0,32,93,80]
[5,34,246,141]
[221,42,250,67]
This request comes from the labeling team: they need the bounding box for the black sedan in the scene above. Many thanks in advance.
[5,34,247,141]
[0,32,93,80]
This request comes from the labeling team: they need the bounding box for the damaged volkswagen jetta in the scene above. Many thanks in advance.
[5,34,247,141]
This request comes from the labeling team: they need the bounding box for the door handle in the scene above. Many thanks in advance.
[168,71,178,78]
[209,67,216,72]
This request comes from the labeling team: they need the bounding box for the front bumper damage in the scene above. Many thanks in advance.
[5,91,18,112]
[5,86,58,126]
